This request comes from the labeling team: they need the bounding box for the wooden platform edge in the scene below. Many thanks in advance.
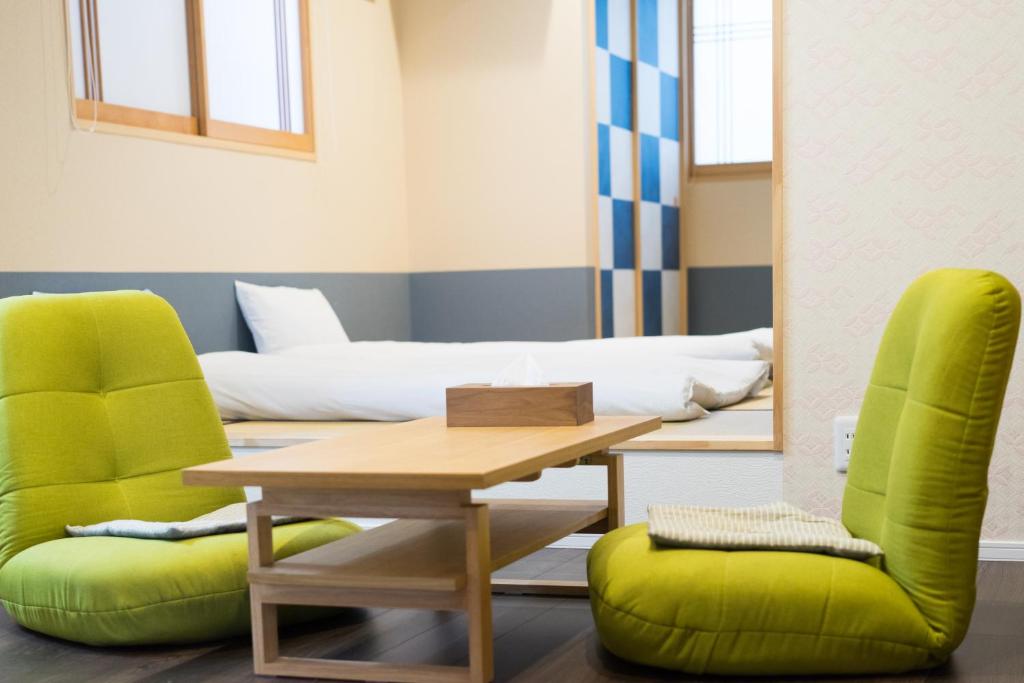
[615,437,778,452]
[224,421,779,454]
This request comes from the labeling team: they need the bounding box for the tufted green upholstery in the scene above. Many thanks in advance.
[588,269,1021,675]
[0,291,244,567]
[840,270,1021,654]
[0,291,359,645]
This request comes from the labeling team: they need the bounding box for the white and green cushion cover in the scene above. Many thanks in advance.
[66,502,306,540]
[647,501,883,560]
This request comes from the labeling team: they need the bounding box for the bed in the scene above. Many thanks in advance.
[197,282,773,423]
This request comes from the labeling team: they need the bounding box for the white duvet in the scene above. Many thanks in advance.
[199,329,772,422]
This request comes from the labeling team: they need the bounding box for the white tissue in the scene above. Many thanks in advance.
[491,354,549,387]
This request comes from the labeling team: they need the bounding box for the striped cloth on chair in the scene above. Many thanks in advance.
[647,502,883,560]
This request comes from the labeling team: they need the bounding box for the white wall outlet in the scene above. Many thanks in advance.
[833,415,858,473]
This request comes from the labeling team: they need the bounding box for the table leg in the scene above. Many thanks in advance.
[247,503,279,674]
[464,503,494,683]
[606,452,625,531]
[242,484,603,679]
[491,452,624,598]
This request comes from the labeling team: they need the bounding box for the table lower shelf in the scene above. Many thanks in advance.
[249,499,607,593]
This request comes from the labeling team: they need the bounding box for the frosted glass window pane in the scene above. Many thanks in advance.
[693,0,772,165]
[284,0,305,132]
[204,0,306,133]
[66,0,86,99]
[96,0,192,116]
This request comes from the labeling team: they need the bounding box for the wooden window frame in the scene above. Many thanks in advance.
[69,0,314,157]
[684,0,772,178]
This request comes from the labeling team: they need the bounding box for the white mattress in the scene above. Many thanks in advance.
[199,330,773,423]
[275,327,774,363]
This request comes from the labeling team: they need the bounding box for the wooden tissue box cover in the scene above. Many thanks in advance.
[446,382,594,427]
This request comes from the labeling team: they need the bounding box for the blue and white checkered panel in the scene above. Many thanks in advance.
[661,269,681,334]
[612,269,637,338]
[600,269,614,338]
[600,268,637,338]
[657,0,679,79]
[636,0,681,336]
[596,0,636,337]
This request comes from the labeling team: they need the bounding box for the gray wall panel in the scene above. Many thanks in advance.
[410,268,595,342]
[0,272,411,354]
[687,266,773,334]
[0,267,766,352]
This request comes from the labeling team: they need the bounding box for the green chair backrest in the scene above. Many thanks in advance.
[0,291,244,568]
[842,269,1020,653]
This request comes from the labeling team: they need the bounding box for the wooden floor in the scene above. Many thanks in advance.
[2,551,1023,682]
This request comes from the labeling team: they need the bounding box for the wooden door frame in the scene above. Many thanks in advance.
[771,0,784,451]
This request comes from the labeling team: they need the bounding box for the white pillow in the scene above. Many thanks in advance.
[747,327,774,362]
[234,280,350,353]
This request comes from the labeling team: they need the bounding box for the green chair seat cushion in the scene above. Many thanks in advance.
[0,518,359,646]
[588,524,943,676]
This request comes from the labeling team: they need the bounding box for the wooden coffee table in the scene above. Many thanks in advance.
[184,415,660,683]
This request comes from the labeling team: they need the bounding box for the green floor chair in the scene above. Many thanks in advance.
[588,269,1021,676]
[0,291,359,646]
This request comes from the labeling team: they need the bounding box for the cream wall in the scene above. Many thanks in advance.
[782,0,1024,541]
[684,175,771,267]
[0,0,410,273]
[390,0,770,273]
[393,0,593,272]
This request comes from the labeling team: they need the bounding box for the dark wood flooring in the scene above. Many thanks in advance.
[2,550,1023,682]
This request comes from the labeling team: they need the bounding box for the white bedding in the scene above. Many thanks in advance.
[275,327,774,363]
[199,330,773,422]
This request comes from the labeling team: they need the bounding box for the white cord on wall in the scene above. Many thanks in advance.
[59,0,98,133]
[40,0,80,197]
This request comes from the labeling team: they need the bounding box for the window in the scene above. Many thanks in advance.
[688,0,771,173]
[66,0,313,155]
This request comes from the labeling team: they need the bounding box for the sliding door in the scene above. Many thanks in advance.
[595,0,638,337]
[637,0,682,336]
[594,0,683,338]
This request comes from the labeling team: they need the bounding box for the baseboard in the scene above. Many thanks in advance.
[354,521,603,549]
[351,519,602,548]
[548,533,601,550]
[351,520,1024,561]
[978,540,1024,561]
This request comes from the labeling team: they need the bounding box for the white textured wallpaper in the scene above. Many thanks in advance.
[782,0,1024,540]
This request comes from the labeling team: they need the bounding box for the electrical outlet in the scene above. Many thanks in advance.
[833,415,857,473]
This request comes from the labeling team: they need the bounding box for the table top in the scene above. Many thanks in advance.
[185,415,660,491]
[222,411,776,453]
